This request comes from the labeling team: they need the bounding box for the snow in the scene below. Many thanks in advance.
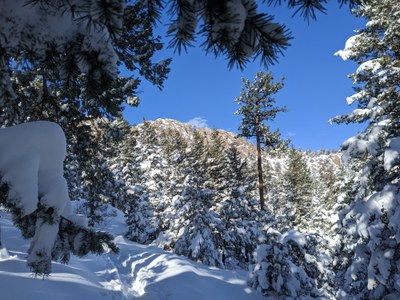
[0,0,120,81]
[281,230,306,247]
[0,246,11,260]
[356,59,381,74]
[0,121,70,217]
[0,121,93,274]
[0,208,264,300]
[346,90,366,105]
[384,138,400,171]
[335,34,360,60]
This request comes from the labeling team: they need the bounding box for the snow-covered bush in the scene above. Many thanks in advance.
[0,121,117,276]
[248,229,334,299]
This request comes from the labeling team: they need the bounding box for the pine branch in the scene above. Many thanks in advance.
[264,0,361,20]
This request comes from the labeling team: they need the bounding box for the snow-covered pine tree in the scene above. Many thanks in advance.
[159,127,188,199]
[124,184,158,244]
[206,130,228,204]
[248,229,334,299]
[235,71,287,210]
[172,129,224,267]
[77,120,122,226]
[0,1,170,124]
[317,163,340,211]
[156,127,188,241]
[137,121,166,237]
[118,128,143,190]
[331,0,400,297]
[310,159,344,243]
[283,147,314,231]
[219,143,258,268]
[107,125,141,214]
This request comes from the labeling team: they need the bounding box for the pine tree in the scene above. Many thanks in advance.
[248,229,333,299]
[206,130,228,203]
[157,127,188,239]
[154,0,358,68]
[235,71,286,210]
[0,1,171,123]
[331,0,400,297]
[172,129,224,267]
[219,143,258,268]
[125,184,158,244]
[317,163,340,211]
[75,120,122,226]
[283,147,314,231]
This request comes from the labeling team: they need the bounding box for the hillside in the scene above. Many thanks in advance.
[135,118,343,184]
[137,118,340,159]
[139,118,257,157]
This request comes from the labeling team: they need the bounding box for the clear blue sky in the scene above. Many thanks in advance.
[124,2,366,151]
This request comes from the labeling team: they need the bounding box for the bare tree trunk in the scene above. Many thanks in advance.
[256,133,265,210]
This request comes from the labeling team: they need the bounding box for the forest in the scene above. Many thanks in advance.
[0,0,399,299]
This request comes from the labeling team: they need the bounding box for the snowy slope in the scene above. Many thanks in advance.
[0,208,263,300]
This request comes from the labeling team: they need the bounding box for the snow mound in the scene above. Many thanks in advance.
[335,34,360,60]
[0,121,70,217]
[0,247,10,260]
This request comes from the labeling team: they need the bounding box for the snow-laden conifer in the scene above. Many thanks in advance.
[283,147,314,231]
[248,229,334,299]
[332,0,400,297]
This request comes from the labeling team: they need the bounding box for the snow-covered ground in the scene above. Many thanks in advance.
[0,208,264,300]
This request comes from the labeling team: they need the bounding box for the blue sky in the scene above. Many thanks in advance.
[124,2,366,151]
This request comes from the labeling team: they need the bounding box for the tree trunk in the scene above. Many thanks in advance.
[256,132,265,210]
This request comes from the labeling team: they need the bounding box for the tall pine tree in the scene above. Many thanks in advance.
[332,0,400,297]
[235,71,286,210]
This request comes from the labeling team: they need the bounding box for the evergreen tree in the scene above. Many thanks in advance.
[172,129,223,267]
[223,143,256,196]
[248,229,334,299]
[283,147,314,231]
[310,159,345,242]
[157,127,188,237]
[138,121,167,235]
[219,143,257,268]
[235,71,286,210]
[317,163,340,211]
[332,0,400,297]
[206,130,228,203]
[0,1,170,246]
[125,184,158,244]
[262,152,290,231]
[0,1,171,124]
[77,120,122,226]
